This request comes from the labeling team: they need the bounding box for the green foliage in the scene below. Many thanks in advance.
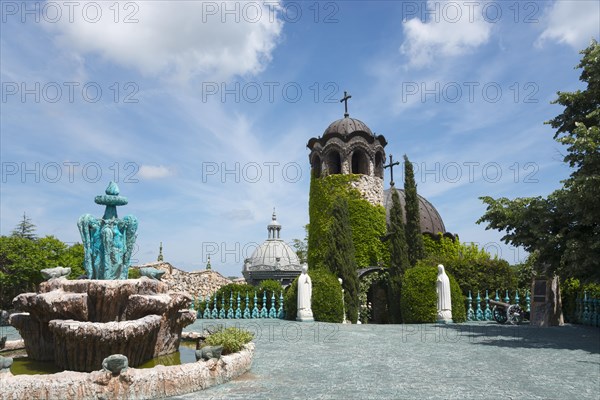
[449,274,466,323]
[387,273,403,324]
[308,174,388,269]
[400,265,465,323]
[291,225,308,264]
[403,155,424,266]
[11,213,37,240]
[478,40,600,282]
[358,270,388,323]
[0,235,84,308]
[324,198,360,323]
[212,283,257,310]
[400,266,437,323]
[203,327,254,355]
[420,235,516,295]
[128,268,141,279]
[511,252,537,293]
[389,188,409,275]
[284,269,344,323]
[560,277,600,322]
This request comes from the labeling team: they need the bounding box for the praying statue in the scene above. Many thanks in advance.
[296,264,314,322]
[436,264,453,323]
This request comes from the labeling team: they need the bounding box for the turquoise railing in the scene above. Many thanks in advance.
[574,291,600,327]
[191,290,286,320]
[465,289,530,322]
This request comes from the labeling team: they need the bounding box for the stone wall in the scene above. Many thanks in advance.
[0,343,254,400]
[349,175,384,206]
[133,262,233,298]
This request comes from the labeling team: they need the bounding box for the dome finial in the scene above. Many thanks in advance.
[340,91,351,118]
[267,207,282,239]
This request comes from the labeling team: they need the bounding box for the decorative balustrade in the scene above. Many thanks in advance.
[190,291,286,320]
[573,291,600,327]
[465,289,530,322]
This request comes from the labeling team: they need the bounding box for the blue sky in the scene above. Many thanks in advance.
[1,0,599,277]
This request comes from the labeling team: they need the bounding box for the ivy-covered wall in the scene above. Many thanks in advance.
[308,173,388,269]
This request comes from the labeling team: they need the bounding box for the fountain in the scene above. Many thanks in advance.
[9,182,196,372]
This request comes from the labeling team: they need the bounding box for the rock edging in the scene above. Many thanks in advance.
[0,342,254,400]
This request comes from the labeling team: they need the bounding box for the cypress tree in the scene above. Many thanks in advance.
[403,155,424,266]
[11,212,37,240]
[324,198,360,323]
[387,187,409,323]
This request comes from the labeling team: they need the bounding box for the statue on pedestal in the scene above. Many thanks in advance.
[78,182,138,280]
[436,264,453,323]
[296,264,314,322]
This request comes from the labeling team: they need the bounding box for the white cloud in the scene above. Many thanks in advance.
[138,165,174,179]
[537,1,600,48]
[400,0,493,68]
[45,1,284,81]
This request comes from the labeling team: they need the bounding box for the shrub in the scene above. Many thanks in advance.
[401,265,465,323]
[210,283,256,311]
[128,268,141,279]
[203,327,254,355]
[257,279,284,308]
[421,235,516,295]
[284,269,344,323]
[561,278,600,322]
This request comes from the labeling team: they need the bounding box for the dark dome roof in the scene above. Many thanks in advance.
[323,117,373,136]
[383,188,446,235]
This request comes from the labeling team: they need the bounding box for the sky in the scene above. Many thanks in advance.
[1,0,599,277]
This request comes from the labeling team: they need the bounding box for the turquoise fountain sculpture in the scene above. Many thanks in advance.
[78,181,138,280]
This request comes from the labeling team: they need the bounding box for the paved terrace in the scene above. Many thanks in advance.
[170,319,599,400]
[3,320,599,399]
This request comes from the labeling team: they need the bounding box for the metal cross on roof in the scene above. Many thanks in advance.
[340,91,351,117]
[384,154,400,187]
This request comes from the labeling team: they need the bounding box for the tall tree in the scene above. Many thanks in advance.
[478,40,600,282]
[387,187,410,323]
[11,212,37,240]
[403,155,425,266]
[324,198,360,323]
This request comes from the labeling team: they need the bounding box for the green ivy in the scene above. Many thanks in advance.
[358,270,389,323]
[308,174,388,269]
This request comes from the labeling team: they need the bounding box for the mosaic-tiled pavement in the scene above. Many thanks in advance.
[171,319,599,400]
[3,320,598,399]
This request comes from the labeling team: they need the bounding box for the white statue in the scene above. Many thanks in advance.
[296,264,314,322]
[436,264,453,323]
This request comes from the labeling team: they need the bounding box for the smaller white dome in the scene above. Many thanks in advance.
[242,209,302,285]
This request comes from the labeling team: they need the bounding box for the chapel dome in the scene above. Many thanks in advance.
[323,117,373,137]
[242,210,302,286]
[383,188,446,235]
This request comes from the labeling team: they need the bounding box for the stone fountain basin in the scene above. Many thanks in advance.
[49,315,162,371]
[9,278,196,372]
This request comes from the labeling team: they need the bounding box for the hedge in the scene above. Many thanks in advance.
[284,269,344,323]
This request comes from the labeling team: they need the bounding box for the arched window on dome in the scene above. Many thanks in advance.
[351,149,369,175]
[326,151,342,175]
[312,154,322,178]
[375,152,384,178]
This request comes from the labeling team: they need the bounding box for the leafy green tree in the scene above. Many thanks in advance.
[0,235,84,308]
[403,155,424,266]
[11,213,37,240]
[478,40,600,282]
[324,198,360,323]
[387,187,409,323]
